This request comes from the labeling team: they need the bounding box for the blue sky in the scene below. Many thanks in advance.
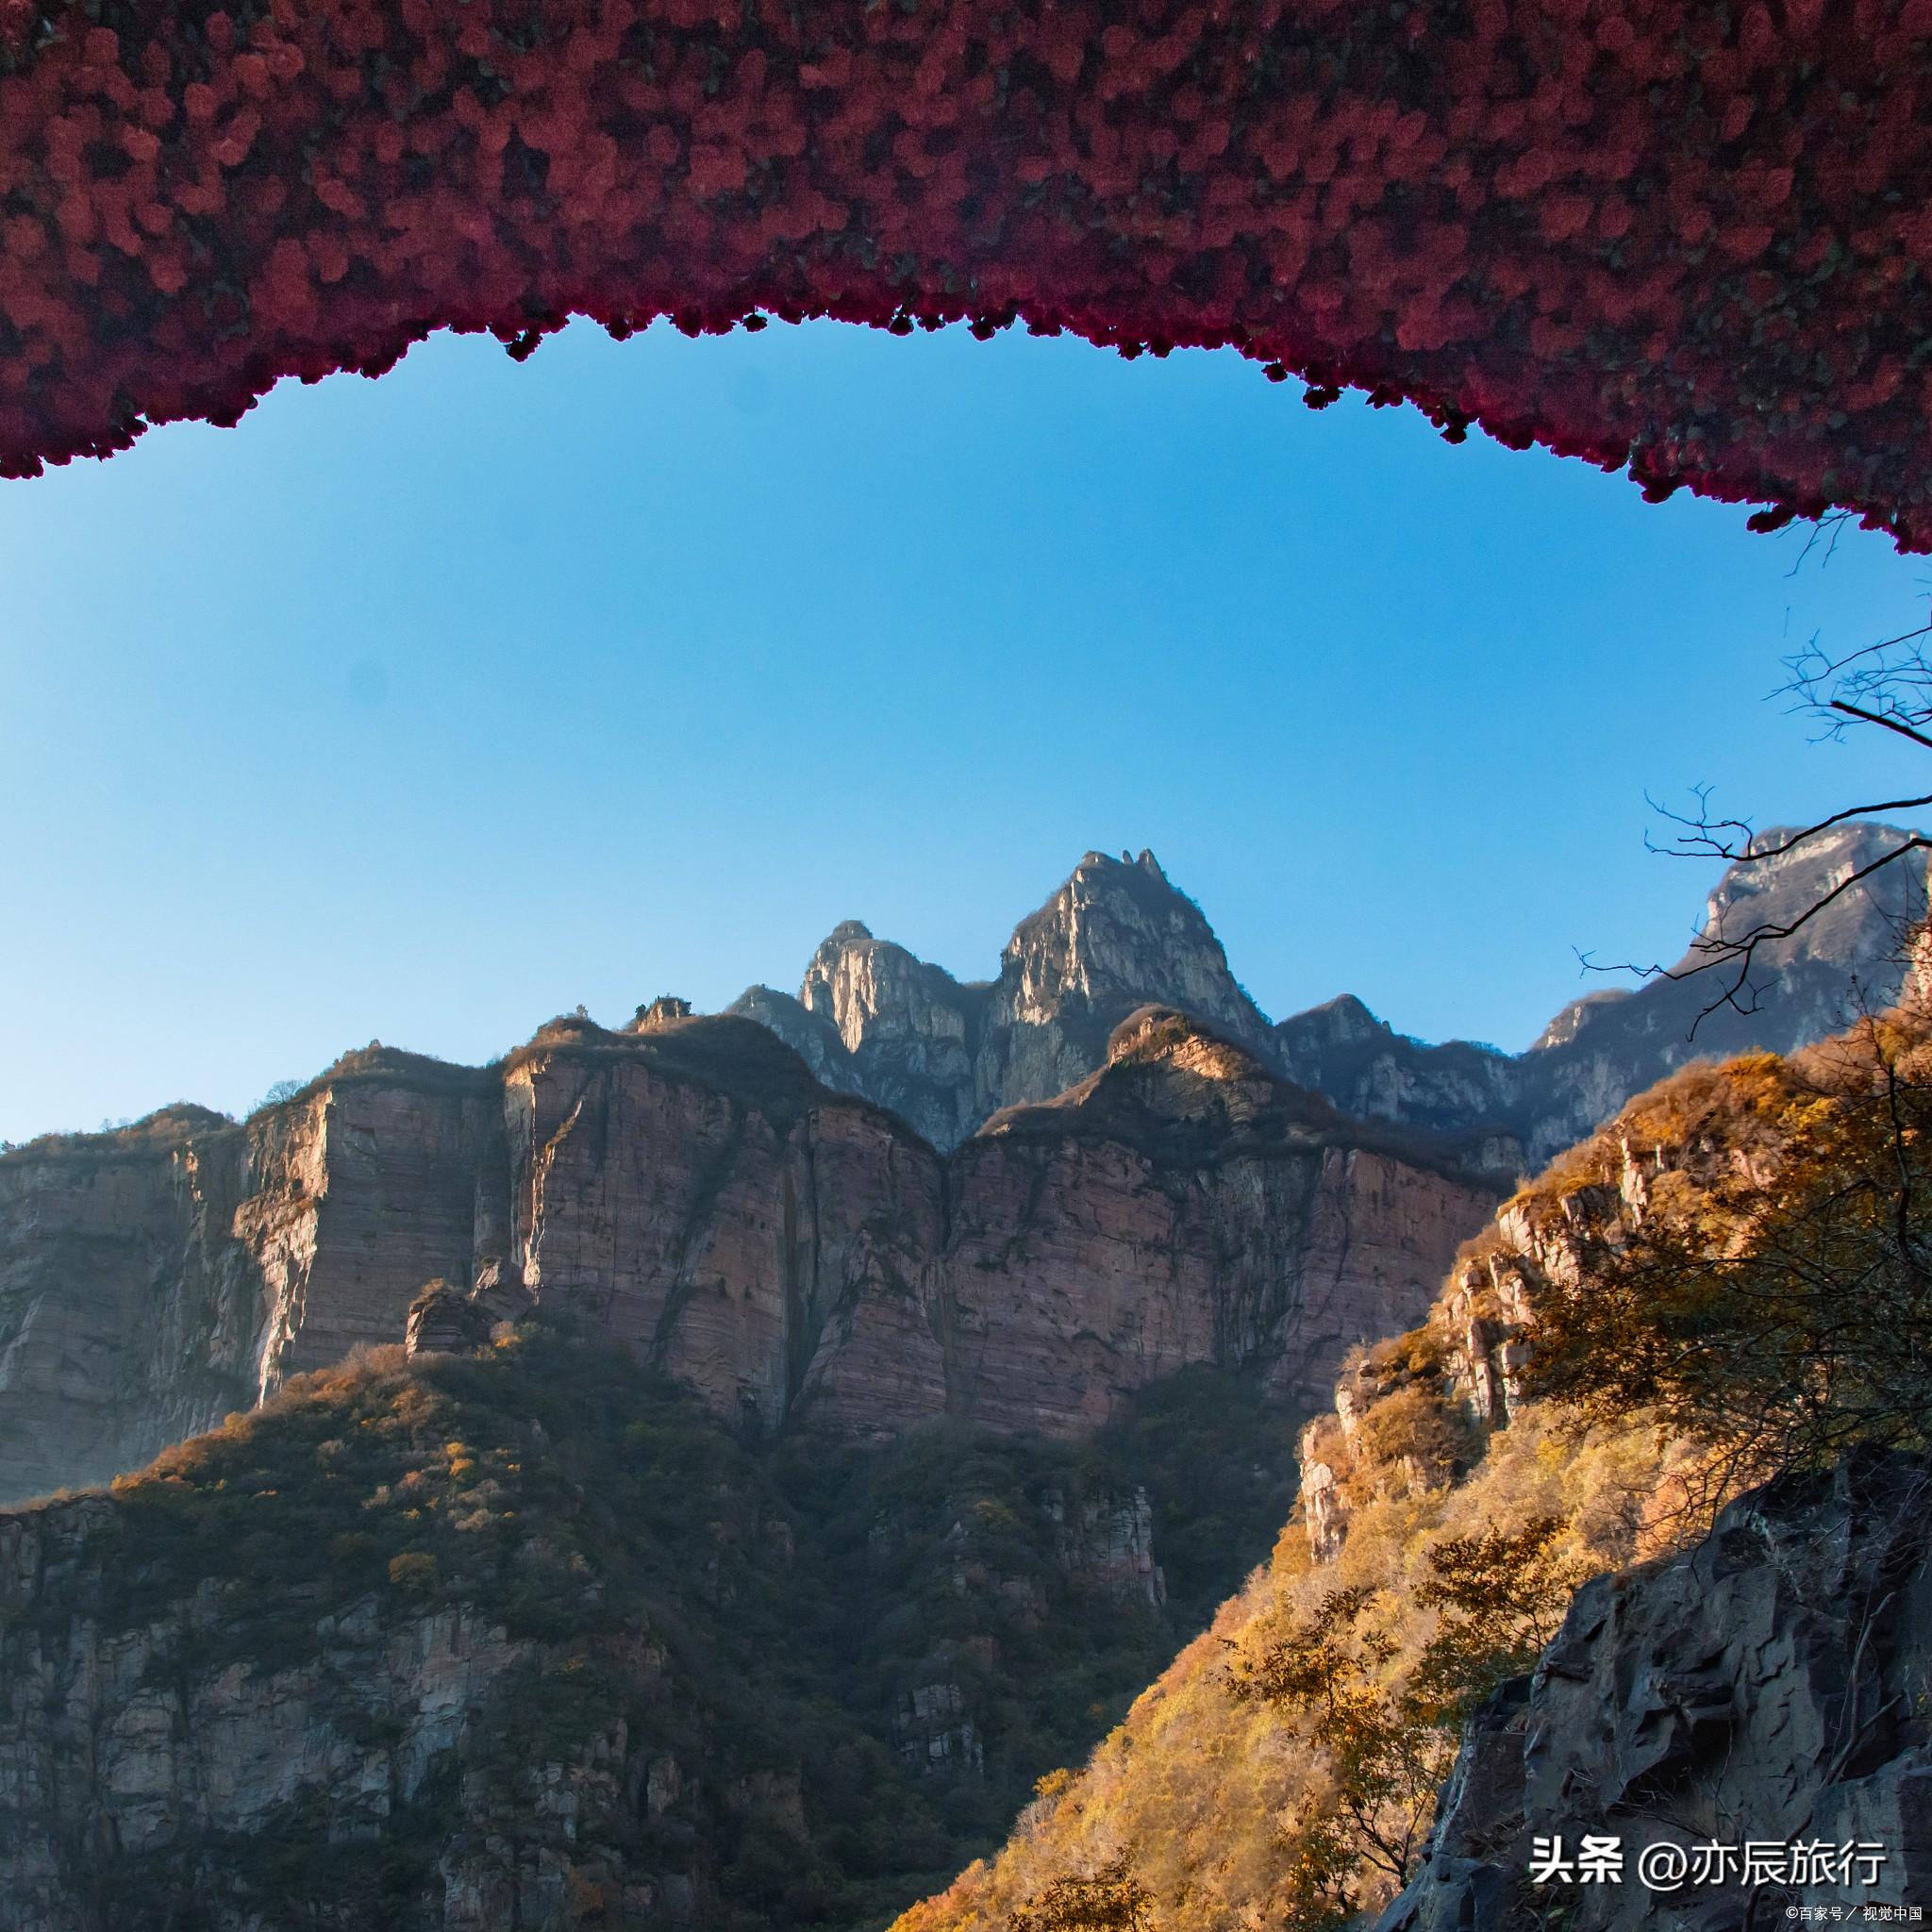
[2,317,1927,1142]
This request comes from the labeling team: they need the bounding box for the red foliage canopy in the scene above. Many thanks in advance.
[1,0,1928,544]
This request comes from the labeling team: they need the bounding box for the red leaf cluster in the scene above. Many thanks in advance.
[1,0,1927,545]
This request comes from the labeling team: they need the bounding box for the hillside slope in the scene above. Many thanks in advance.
[0,1326,1318,1932]
[891,1008,1932,1930]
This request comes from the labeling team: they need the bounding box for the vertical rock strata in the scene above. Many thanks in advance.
[0,1014,1497,1507]
[0,1059,501,1506]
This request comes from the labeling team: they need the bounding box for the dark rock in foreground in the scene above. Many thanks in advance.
[1381,1450,1932,1931]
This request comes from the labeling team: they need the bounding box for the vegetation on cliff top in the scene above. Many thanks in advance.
[8,1322,1301,1931]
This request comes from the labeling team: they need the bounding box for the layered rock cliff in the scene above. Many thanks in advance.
[0,1008,1496,1507]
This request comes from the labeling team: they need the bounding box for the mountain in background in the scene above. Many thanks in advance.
[2,838,1924,1931]
[728,850,1275,1152]
[735,827,1927,1167]
[0,1005,1494,1511]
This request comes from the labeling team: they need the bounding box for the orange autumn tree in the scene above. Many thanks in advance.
[1224,1518,1587,1928]
[1524,1019,1932,1502]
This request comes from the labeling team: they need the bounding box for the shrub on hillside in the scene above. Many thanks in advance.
[1527,1019,1932,1505]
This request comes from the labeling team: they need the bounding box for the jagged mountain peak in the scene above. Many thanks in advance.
[1075,845,1169,879]
[724,830,1925,1169]
[724,851,1275,1149]
[1000,851,1266,1033]
[1690,818,1924,964]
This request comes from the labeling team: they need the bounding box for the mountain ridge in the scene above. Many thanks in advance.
[0,1004,1497,1509]
[733,827,1927,1166]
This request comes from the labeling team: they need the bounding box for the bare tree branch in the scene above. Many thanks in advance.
[1580,616,1932,1035]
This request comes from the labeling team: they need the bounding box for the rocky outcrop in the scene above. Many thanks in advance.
[729,850,1273,1151]
[0,1012,1496,1506]
[1049,1486,1166,1609]
[0,1055,500,1506]
[0,1491,597,1932]
[1380,1450,1932,1931]
[731,835,1924,1172]
[1278,822,1928,1166]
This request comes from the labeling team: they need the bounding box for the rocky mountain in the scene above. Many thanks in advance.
[0,1004,1496,1510]
[891,1002,1932,1932]
[736,829,1927,1169]
[1274,820,1929,1163]
[0,986,1503,1931]
[0,1330,1307,1932]
[730,850,1275,1150]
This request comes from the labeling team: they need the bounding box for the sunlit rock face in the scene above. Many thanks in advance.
[735,834,1924,1171]
[973,850,1274,1120]
[1379,1450,1932,1932]
[5,835,1907,1508]
[730,850,1271,1152]
[0,1012,1496,1507]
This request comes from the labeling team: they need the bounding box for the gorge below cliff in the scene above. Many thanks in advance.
[2,839,1925,1932]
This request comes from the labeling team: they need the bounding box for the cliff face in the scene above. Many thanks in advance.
[0,1108,259,1506]
[0,1330,1297,1932]
[0,1059,502,1506]
[1382,1451,1932,1931]
[0,1011,1496,1507]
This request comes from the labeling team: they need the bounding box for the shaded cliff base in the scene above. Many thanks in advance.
[0,1324,1307,1932]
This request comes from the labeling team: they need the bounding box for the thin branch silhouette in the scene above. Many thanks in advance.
[1577,616,1932,1035]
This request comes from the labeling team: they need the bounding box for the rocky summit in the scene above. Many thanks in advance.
[730,849,1275,1150]
[1274,820,1929,1162]
[737,829,1927,1167]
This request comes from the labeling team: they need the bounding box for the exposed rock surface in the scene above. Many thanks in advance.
[0,1012,1496,1507]
[1379,1451,1932,1931]
[8,836,1901,1507]
[730,850,1274,1150]
[1277,822,1928,1165]
[731,833,1924,1171]
[0,1057,500,1507]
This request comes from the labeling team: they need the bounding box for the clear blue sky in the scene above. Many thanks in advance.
[2,318,1927,1142]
